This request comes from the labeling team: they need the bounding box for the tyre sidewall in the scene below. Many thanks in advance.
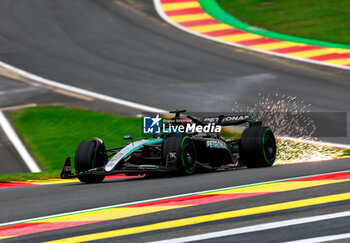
[162,134,196,175]
[240,126,276,168]
[75,140,105,183]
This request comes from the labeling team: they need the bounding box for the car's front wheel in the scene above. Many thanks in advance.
[75,140,105,183]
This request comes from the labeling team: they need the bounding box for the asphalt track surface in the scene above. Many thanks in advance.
[0,0,350,242]
[0,0,349,141]
[1,159,350,242]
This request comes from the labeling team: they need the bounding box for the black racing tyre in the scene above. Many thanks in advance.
[162,134,196,175]
[75,140,105,183]
[239,126,276,168]
[77,174,105,183]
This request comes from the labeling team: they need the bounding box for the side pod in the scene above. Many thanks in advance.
[61,157,73,179]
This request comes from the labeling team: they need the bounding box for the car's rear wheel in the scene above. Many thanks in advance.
[162,134,196,175]
[75,140,105,183]
[239,126,276,168]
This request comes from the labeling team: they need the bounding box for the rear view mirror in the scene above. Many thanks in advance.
[123,135,134,140]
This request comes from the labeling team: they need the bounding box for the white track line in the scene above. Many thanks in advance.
[0,61,166,114]
[151,211,350,243]
[0,111,41,172]
[1,169,349,227]
[285,232,350,243]
[153,0,350,71]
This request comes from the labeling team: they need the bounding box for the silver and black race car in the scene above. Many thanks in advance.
[61,110,276,183]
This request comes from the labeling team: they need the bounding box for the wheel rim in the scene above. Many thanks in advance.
[181,140,196,174]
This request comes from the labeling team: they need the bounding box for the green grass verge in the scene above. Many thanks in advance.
[0,106,145,182]
[0,171,61,183]
[344,149,350,156]
[217,0,350,45]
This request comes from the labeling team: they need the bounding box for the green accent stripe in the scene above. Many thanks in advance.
[262,128,273,165]
[199,0,350,50]
[124,139,163,158]
[145,139,163,145]
[181,136,195,174]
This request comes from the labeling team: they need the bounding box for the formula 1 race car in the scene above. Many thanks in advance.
[61,110,276,183]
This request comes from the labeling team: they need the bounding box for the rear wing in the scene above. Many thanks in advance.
[199,114,261,126]
[164,110,261,127]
